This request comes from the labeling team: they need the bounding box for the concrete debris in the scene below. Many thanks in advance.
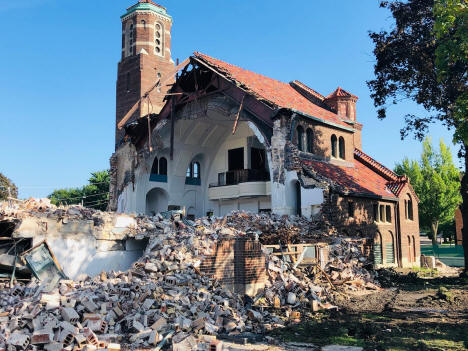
[0,200,380,349]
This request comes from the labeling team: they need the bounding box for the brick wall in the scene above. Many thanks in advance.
[115,11,175,147]
[200,238,266,297]
[397,185,420,267]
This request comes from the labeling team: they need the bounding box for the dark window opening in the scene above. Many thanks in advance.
[228,148,244,171]
[348,201,355,218]
[185,161,201,185]
[339,136,345,159]
[373,204,379,222]
[386,205,392,223]
[251,148,266,170]
[296,126,304,151]
[331,134,337,158]
[151,157,158,174]
[379,204,385,222]
[149,156,167,182]
[295,180,302,216]
[159,157,167,175]
[306,128,313,153]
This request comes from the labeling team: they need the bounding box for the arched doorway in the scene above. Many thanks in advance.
[145,188,169,216]
[386,231,395,264]
[374,232,383,265]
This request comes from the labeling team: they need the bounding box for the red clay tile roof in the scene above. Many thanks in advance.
[193,52,351,129]
[303,158,398,199]
[325,87,358,100]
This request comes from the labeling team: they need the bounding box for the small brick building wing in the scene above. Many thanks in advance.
[110,1,420,268]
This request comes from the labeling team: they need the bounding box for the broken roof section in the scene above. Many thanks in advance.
[193,52,354,131]
[302,149,411,200]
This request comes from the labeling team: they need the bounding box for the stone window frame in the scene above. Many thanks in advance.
[373,202,392,223]
[154,21,164,57]
[296,125,304,151]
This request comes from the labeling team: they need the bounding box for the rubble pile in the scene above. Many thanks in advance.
[0,200,380,350]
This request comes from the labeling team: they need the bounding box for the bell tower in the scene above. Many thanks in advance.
[115,0,175,147]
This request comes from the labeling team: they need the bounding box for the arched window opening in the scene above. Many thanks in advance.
[407,194,414,220]
[296,126,304,151]
[186,160,201,186]
[306,128,313,153]
[412,235,416,262]
[386,231,395,264]
[159,157,167,175]
[407,236,412,262]
[149,156,167,183]
[141,20,146,29]
[339,136,345,159]
[193,162,200,179]
[151,157,158,175]
[331,134,337,158]
[154,22,164,56]
[374,232,383,265]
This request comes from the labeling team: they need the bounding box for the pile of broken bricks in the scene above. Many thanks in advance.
[0,200,380,350]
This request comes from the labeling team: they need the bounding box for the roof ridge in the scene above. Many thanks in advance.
[193,52,287,87]
[354,148,402,181]
[290,80,325,101]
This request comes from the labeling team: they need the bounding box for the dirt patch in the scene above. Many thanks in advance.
[270,270,468,350]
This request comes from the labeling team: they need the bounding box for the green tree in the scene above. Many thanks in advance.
[48,170,110,211]
[395,138,461,245]
[368,0,468,272]
[0,173,18,201]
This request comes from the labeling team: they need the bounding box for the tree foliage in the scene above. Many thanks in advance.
[0,173,18,201]
[48,170,110,211]
[395,138,461,244]
[434,0,468,144]
[369,0,468,271]
[367,0,467,145]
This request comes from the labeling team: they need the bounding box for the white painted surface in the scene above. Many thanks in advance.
[30,234,145,279]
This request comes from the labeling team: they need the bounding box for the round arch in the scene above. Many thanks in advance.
[145,187,169,216]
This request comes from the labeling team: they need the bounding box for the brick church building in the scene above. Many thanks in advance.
[109,1,420,268]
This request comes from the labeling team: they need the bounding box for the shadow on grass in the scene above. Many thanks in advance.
[268,311,468,351]
[376,269,468,292]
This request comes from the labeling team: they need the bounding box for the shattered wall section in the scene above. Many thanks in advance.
[109,142,139,212]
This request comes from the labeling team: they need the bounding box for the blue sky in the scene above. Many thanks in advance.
[0,0,460,199]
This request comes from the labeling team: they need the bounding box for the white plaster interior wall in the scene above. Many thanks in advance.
[31,235,146,279]
[117,105,273,218]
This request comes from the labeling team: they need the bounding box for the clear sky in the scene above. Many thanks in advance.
[0,0,461,199]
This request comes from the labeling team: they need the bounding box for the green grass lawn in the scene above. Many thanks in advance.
[421,245,465,267]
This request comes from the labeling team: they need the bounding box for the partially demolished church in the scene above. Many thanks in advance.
[109,0,420,268]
